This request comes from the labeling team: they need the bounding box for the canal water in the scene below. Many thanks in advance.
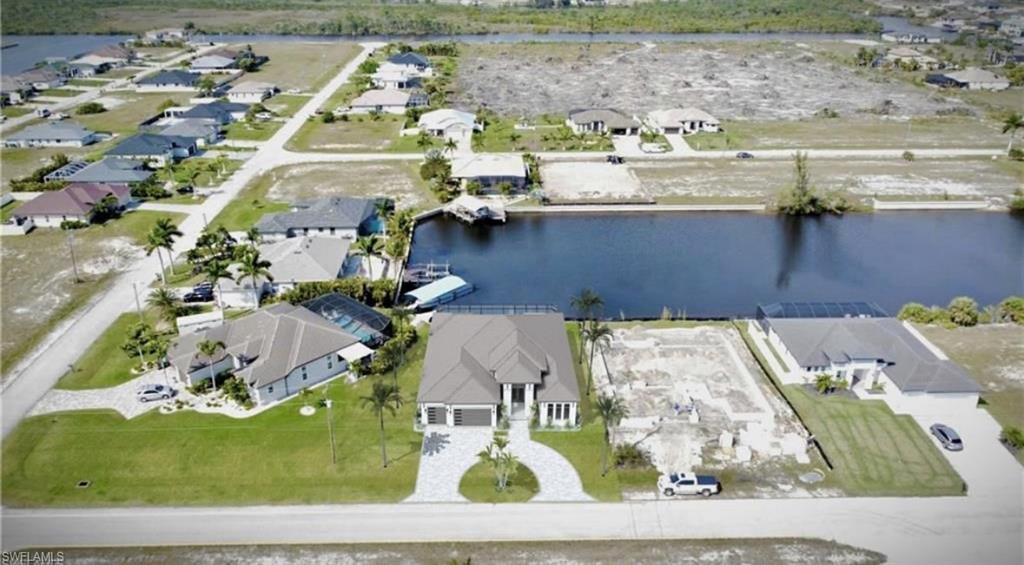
[408,212,1024,319]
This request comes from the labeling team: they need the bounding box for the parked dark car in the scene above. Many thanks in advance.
[606,154,625,164]
[183,288,213,303]
[930,423,963,451]
[736,151,754,159]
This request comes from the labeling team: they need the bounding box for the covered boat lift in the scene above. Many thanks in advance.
[402,275,474,311]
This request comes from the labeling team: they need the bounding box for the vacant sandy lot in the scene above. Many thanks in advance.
[593,324,814,496]
[541,158,1021,200]
[263,162,433,209]
[231,41,361,92]
[455,42,966,120]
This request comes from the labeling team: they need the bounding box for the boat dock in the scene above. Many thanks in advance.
[403,262,452,285]
[444,195,507,224]
[401,275,475,311]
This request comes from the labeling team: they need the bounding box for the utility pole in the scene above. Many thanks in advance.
[67,231,81,283]
[131,281,145,325]
[325,385,337,465]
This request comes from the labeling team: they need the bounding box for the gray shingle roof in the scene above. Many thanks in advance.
[7,121,94,142]
[169,303,360,388]
[766,317,981,394]
[159,118,220,139]
[417,313,580,405]
[137,70,200,87]
[388,52,430,68]
[180,101,248,122]
[261,236,351,283]
[256,197,374,234]
[106,133,195,157]
[568,108,640,130]
[65,158,153,183]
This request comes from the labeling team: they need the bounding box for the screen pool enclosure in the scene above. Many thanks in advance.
[302,292,391,345]
[756,302,889,320]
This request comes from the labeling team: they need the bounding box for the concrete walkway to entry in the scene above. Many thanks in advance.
[508,419,593,502]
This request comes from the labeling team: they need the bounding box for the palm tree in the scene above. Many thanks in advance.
[196,339,225,391]
[203,259,232,309]
[477,435,519,491]
[595,394,628,476]
[374,199,393,227]
[147,287,181,328]
[145,231,169,285]
[443,137,458,155]
[1002,112,1023,154]
[569,288,604,357]
[583,324,613,396]
[154,217,183,275]
[390,306,414,345]
[352,235,384,280]
[416,131,433,151]
[244,226,261,245]
[361,381,404,468]
[235,246,273,308]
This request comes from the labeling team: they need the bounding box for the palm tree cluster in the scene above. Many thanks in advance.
[570,288,612,396]
[477,436,520,492]
[145,217,183,285]
[595,394,628,477]
[234,244,273,308]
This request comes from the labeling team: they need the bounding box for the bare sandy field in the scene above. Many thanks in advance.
[262,162,433,209]
[454,42,967,120]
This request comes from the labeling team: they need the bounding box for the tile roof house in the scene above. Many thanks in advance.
[190,54,237,72]
[646,108,721,135]
[450,154,527,189]
[417,312,580,427]
[105,133,196,166]
[16,67,65,90]
[14,183,133,228]
[168,303,371,406]
[255,197,376,242]
[755,311,981,414]
[567,108,641,136]
[136,70,202,91]
[4,121,98,148]
[62,157,154,184]
[348,89,427,114]
[179,100,248,124]
[260,236,351,291]
[72,45,135,70]
[371,64,423,90]
[418,108,479,137]
[226,81,277,104]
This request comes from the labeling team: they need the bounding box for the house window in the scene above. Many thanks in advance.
[301,366,308,380]
[547,403,554,420]
[327,358,333,370]
[268,386,274,394]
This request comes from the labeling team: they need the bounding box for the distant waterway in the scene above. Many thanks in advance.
[0,35,132,74]
[408,212,1024,319]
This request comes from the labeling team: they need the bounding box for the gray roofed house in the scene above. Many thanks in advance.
[388,52,431,69]
[159,118,221,146]
[4,121,98,148]
[416,312,580,428]
[260,236,351,290]
[105,133,196,166]
[136,69,201,90]
[64,157,154,184]
[168,303,367,405]
[190,54,236,71]
[757,313,981,413]
[255,197,376,241]
[179,100,248,124]
[567,108,641,135]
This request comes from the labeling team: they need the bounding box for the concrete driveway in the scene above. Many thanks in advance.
[405,426,493,503]
[27,371,174,420]
[912,408,1022,501]
[508,420,592,502]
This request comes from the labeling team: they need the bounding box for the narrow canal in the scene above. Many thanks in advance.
[408,212,1024,319]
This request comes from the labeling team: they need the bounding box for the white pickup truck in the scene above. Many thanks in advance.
[658,472,721,497]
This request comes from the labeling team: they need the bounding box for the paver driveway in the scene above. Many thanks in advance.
[405,426,493,502]
[508,419,592,502]
[27,372,173,419]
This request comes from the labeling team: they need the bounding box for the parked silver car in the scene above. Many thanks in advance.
[136,384,175,403]
[930,423,963,451]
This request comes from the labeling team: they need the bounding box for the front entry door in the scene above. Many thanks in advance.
[511,385,525,404]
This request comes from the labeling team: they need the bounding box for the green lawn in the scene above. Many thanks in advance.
[1,106,34,118]
[531,324,658,501]
[208,170,290,231]
[263,94,312,117]
[1,327,429,507]
[0,200,22,222]
[459,461,538,502]
[287,115,410,153]
[57,310,164,390]
[735,322,965,496]
[224,121,282,142]
[98,67,141,80]
[68,79,109,87]
[473,119,613,153]
[74,92,192,135]
[39,88,86,98]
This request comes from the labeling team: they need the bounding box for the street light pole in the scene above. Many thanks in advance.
[66,231,81,283]
[131,281,145,325]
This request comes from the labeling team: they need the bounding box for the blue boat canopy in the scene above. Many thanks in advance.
[403,275,473,308]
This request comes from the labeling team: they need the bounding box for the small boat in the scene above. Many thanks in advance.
[403,262,451,285]
[444,195,507,224]
[401,275,474,311]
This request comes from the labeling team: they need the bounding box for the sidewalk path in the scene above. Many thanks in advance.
[508,419,592,502]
